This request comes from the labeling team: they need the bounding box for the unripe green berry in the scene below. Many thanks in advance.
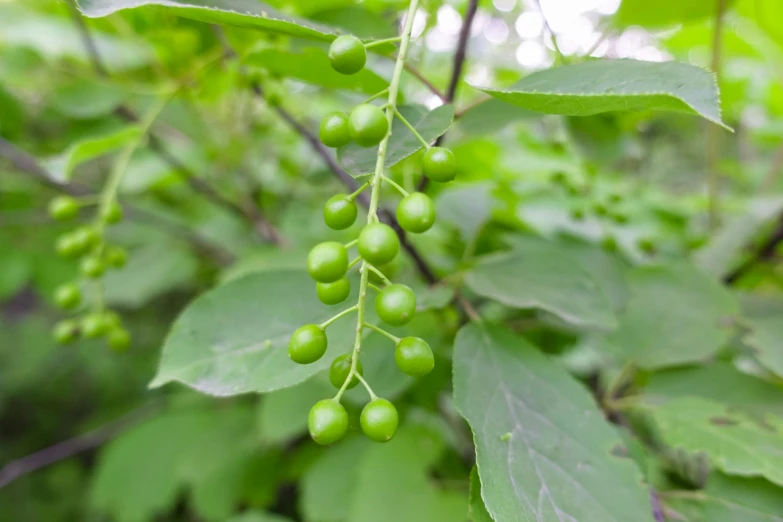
[48,195,80,221]
[376,284,417,326]
[395,337,434,377]
[396,192,435,234]
[81,255,105,279]
[349,104,388,148]
[53,319,79,345]
[423,147,457,182]
[308,399,349,445]
[358,223,399,266]
[323,195,358,230]
[106,246,128,268]
[81,313,109,339]
[102,202,123,224]
[54,283,81,310]
[317,278,351,305]
[360,398,398,443]
[320,112,352,148]
[328,35,366,75]
[307,242,349,283]
[329,354,363,389]
[56,226,98,258]
[289,324,328,364]
[107,328,131,352]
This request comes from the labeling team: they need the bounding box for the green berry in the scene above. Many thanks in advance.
[107,328,131,352]
[395,337,434,377]
[55,234,80,258]
[106,246,128,268]
[48,195,80,221]
[307,242,349,283]
[54,283,81,310]
[396,192,435,234]
[376,284,417,326]
[358,223,399,266]
[423,147,457,182]
[289,324,328,364]
[349,104,388,148]
[55,226,98,258]
[320,112,352,148]
[317,278,351,305]
[102,202,123,224]
[328,35,366,75]
[308,399,349,445]
[53,320,79,344]
[323,195,358,230]
[329,354,363,389]
[360,398,398,443]
[80,255,105,279]
[81,313,109,339]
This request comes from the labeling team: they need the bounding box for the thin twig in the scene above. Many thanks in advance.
[707,0,728,231]
[404,62,447,102]
[67,0,109,77]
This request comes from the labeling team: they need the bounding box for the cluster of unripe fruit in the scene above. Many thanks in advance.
[284,34,458,445]
[48,195,131,351]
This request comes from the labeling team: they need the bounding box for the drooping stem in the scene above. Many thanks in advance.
[335,0,421,400]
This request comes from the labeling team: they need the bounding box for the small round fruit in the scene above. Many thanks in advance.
[308,399,349,445]
[289,324,328,364]
[360,398,398,442]
[102,202,123,224]
[323,195,358,230]
[81,313,109,339]
[376,284,416,326]
[358,223,399,265]
[55,227,97,258]
[395,337,434,377]
[48,195,79,221]
[396,192,435,233]
[349,104,388,147]
[317,278,351,305]
[329,354,364,389]
[423,147,457,182]
[328,35,366,75]
[107,328,131,352]
[320,112,352,148]
[80,256,105,279]
[106,246,128,268]
[307,242,349,283]
[54,283,81,310]
[53,320,79,345]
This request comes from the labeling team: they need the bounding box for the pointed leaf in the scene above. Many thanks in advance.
[43,125,141,182]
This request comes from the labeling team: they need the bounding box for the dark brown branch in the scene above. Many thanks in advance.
[67,0,109,77]
[0,137,79,195]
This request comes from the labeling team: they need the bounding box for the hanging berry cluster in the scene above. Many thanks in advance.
[288,2,457,446]
[48,194,131,351]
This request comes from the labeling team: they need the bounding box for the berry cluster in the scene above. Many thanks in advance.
[48,194,131,351]
[288,29,456,445]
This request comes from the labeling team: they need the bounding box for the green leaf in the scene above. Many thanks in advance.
[741,295,783,380]
[651,397,783,487]
[340,104,455,176]
[42,125,141,182]
[477,59,729,130]
[694,197,783,279]
[50,79,126,120]
[77,0,339,41]
[469,467,493,522]
[226,511,294,522]
[457,98,540,136]
[245,48,388,95]
[663,473,783,522]
[150,270,359,395]
[453,324,654,522]
[435,183,494,244]
[257,376,333,445]
[600,261,739,369]
[464,235,617,330]
[614,0,737,28]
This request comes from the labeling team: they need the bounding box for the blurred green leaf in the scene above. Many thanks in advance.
[468,467,493,522]
[435,182,494,243]
[43,125,141,182]
[50,79,126,120]
[257,376,333,445]
[615,0,737,27]
[227,511,294,522]
[741,295,783,380]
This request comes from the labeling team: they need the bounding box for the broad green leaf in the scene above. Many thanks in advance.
[741,295,783,379]
[651,398,783,487]
[0,247,30,300]
[257,376,333,445]
[465,235,617,330]
[50,79,126,120]
[245,48,388,95]
[601,262,739,369]
[457,98,539,136]
[43,125,141,182]
[0,82,24,139]
[694,197,783,279]
[469,467,493,522]
[663,473,783,522]
[478,60,729,130]
[615,0,737,28]
[453,324,654,522]
[435,183,494,244]
[150,270,358,395]
[340,104,455,176]
[77,0,339,41]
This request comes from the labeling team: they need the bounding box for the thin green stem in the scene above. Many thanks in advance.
[355,372,378,400]
[382,175,409,197]
[361,88,389,105]
[364,322,401,343]
[393,108,430,148]
[367,264,392,286]
[345,239,358,249]
[319,305,358,330]
[347,181,371,201]
[348,256,362,270]
[337,0,420,404]
[368,283,382,293]
[364,36,402,49]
